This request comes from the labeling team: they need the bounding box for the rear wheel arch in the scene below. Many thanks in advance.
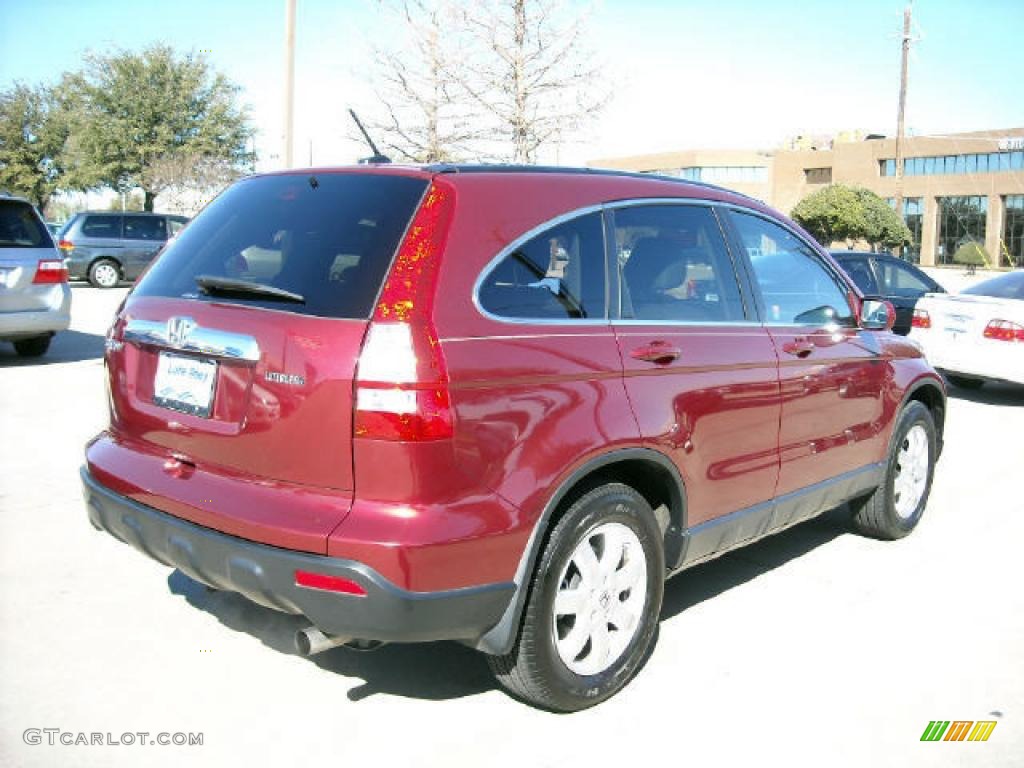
[476,447,686,656]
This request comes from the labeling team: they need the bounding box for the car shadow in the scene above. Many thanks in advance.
[0,329,105,366]
[166,570,495,702]
[165,506,855,704]
[945,382,1024,407]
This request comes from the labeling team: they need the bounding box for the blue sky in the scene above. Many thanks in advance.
[2,0,1022,167]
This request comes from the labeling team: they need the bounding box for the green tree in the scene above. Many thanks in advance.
[792,184,912,250]
[853,188,913,250]
[0,83,70,210]
[64,45,252,211]
[953,242,988,272]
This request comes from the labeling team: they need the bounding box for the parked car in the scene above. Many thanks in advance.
[909,270,1024,388]
[82,166,946,711]
[0,195,71,357]
[59,211,190,288]
[831,250,945,335]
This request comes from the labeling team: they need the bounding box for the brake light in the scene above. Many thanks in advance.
[32,258,68,284]
[354,179,456,442]
[58,239,74,253]
[911,308,931,329]
[983,319,1024,342]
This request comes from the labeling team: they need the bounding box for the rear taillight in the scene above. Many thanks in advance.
[911,308,931,329]
[983,319,1024,342]
[32,258,68,284]
[58,239,74,253]
[354,179,456,442]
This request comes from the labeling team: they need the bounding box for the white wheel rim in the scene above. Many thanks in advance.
[552,521,647,676]
[95,264,118,286]
[893,424,929,519]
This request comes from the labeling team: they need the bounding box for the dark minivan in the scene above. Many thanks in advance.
[59,212,190,288]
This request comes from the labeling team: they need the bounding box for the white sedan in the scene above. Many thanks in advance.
[908,270,1024,389]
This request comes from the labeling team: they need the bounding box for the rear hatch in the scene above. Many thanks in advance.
[100,171,429,548]
[0,200,58,311]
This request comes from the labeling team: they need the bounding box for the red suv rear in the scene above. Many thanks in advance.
[83,166,945,710]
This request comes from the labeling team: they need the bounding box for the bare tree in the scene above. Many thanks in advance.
[364,0,482,163]
[140,152,242,215]
[458,0,607,163]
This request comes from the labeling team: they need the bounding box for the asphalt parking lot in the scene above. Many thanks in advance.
[1,283,1022,767]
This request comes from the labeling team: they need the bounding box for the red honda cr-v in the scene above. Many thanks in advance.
[83,165,945,711]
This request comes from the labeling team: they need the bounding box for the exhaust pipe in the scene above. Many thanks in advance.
[295,627,351,656]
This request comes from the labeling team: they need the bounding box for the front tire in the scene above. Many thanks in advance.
[88,259,121,289]
[13,335,52,357]
[850,401,936,540]
[487,483,664,712]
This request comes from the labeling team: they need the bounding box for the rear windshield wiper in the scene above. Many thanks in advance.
[195,275,305,304]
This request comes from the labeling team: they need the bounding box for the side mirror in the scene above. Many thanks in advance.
[860,298,896,331]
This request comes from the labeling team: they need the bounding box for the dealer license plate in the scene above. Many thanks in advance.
[153,352,217,417]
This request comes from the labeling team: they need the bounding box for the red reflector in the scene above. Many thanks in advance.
[983,319,1024,342]
[294,570,367,596]
[32,259,68,284]
[911,308,931,329]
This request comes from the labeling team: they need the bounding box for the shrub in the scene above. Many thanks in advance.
[952,242,989,268]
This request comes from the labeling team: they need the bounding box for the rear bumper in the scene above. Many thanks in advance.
[81,467,514,645]
[0,302,71,340]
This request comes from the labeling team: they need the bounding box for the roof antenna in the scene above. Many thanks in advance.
[348,109,391,164]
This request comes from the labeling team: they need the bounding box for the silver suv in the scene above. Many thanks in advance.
[0,195,71,357]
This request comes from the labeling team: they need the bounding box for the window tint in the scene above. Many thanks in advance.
[874,259,931,297]
[133,174,429,319]
[82,216,122,238]
[963,271,1024,300]
[0,200,51,248]
[613,205,744,322]
[477,212,605,320]
[837,257,878,294]
[124,215,166,241]
[731,211,853,326]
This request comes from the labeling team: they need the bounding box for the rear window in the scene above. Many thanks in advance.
[962,271,1024,300]
[124,215,166,241]
[133,173,429,319]
[82,215,123,238]
[0,200,52,248]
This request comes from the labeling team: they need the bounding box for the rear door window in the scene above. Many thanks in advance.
[82,216,123,239]
[477,212,606,320]
[612,204,745,322]
[124,215,167,241]
[133,173,429,319]
[0,200,52,248]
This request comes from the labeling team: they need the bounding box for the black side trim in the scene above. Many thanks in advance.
[475,447,686,655]
[675,462,885,571]
[82,468,514,644]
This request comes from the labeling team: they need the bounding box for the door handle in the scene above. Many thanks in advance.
[630,342,681,365]
[782,338,814,358]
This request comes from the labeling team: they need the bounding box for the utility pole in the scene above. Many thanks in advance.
[894,2,912,247]
[283,0,296,169]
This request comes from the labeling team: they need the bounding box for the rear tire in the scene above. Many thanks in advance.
[945,374,984,390]
[850,401,936,540]
[13,335,51,358]
[88,259,121,289]
[487,483,664,712]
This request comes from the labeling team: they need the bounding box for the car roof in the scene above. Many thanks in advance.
[258,163,766,208]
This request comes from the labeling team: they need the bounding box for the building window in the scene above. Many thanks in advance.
[936,196,988,265]
[879,150,1024,176]
[677,166,767,184]
[1004,196,1024,268]
[886,197,924,262]
[804,167,832,184]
